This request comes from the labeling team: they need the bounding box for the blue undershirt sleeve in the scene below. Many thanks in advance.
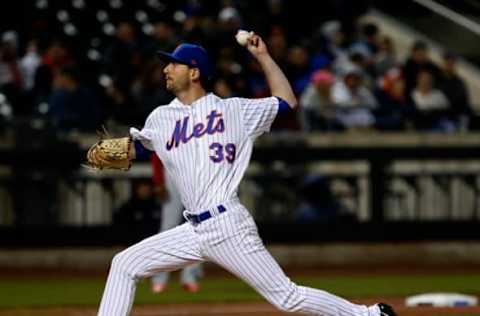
[275,96,294,115]
[134,140,153,161]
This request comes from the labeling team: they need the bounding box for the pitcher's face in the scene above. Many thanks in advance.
[164,62,191,94]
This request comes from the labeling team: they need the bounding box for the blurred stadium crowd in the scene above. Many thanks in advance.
[0,0,475,134]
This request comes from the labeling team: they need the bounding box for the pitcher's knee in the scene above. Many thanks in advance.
[271,284,305,313]
[110,250,137,278]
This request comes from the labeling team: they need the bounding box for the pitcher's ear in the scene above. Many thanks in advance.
[190,68,201,81]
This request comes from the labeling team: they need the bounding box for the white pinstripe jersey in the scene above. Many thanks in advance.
[130,93,279,213]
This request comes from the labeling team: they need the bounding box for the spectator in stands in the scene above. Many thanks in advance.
[33,40,73,109]
[309,28,334,72]
[300,69,336,131]
[285,45,312,95]
[374,67,413,130]
[332,67,378,130]
[346,50,374,88]
[403,40,442,95]
[48,65,101,132]
[361,23,380,55]
[0,31,23,115]
[440,52,472,130]
[266,26,288,65]
[103,22,141,92]
[19,40,41,93]
[374,35,397,76]
[410,69,454,132]
[349,22,380,60]
[335,43,376,89]
[18,40,41,116]
[321,20,350,61]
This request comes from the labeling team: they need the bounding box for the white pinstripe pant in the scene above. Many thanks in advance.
[151,172,202,286]
[98,201,378,316]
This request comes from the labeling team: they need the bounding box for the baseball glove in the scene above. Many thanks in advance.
[86,136,134,171]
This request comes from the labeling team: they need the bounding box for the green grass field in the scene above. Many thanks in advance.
[1,273,479,308]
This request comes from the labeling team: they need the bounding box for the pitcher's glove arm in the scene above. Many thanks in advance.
[86,136,135,171]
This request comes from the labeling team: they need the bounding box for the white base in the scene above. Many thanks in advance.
[406,293,478,307]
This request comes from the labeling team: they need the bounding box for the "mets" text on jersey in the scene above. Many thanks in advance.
[166,110,225,150]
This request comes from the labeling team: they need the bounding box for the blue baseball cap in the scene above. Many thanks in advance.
[157,43,213,80]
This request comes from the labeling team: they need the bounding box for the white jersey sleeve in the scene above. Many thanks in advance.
[129,111,157,150]
[239,96,279,138]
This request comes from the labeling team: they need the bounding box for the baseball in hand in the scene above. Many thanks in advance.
[235,30,253,46]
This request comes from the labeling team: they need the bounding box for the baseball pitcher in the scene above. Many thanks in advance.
[87,32,396,316]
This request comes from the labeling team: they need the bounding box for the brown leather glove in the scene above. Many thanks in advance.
[86,136,134,171]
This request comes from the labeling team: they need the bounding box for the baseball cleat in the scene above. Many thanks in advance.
[182,282,200,293]
[378,303,397,316]
[151,283,167,293]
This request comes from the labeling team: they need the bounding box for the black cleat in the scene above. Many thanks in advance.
[378,303,397,316]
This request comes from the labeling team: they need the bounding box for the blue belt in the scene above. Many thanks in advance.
[185,205,226,224]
